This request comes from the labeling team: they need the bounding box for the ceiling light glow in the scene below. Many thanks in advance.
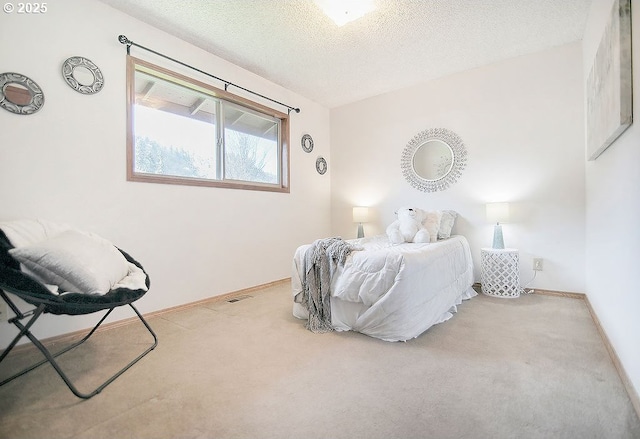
[314,0,377,26]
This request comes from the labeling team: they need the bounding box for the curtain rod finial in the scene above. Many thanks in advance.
[118,35,131,46]
[294,108,301,113]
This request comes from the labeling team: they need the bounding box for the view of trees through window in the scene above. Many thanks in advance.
[135,136,201,178]
[133,104,278,184]
[134,129,277,183]
[133,104,217,179]
[224,129,277,184]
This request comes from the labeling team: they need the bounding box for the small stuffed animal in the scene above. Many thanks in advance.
[386,207,431,244]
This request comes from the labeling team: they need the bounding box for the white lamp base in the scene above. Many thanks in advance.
[492,224,505,249]
[357,223,364,238]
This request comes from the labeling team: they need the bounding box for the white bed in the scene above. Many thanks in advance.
[292,234,476,342]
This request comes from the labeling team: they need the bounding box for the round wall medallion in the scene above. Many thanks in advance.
[62,56,104,94]
[0,72,44,115]
[301,134,314,153]
[316,156,327,175]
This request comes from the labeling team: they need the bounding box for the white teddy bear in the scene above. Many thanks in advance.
[386,207,431,244]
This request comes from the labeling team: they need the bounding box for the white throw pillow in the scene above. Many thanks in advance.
[421,210,443,243]
[9,229,130,295]
[438,210,458,240]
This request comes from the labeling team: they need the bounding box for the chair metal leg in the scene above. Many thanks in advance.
[0,302,46,366]
[0,302,158,399]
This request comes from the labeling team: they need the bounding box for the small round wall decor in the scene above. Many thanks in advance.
[0,72,44,115]
[62,56,104,94]
[301,134,314,153]
[316,156,327,175]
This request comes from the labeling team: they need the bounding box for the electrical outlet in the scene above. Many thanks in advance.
[533,258,544,271]
[0,299,7,322]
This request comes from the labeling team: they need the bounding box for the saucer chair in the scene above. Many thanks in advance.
[0,220,157,399]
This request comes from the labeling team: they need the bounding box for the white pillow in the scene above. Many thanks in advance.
[421,210,443,243]
[438,210,458,240]
[9,229,130,295]
[0,219,71,247]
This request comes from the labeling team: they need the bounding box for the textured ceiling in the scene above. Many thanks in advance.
[99,0,592,108]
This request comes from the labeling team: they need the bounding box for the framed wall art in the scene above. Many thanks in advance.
[585,0,632,161]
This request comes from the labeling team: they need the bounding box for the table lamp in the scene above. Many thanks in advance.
[353,207,370,238]
[486,202,510,249]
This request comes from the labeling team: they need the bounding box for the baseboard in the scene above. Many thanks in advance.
[472,283,585,299]
[145,277,290,318]
[2,277,291,357]
[529,288,585,299]
[475,282,640,419]
[583,295,640,419]
[533,289,640,418]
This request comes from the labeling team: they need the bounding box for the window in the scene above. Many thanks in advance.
[126,57,290,192]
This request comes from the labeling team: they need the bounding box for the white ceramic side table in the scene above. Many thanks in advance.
[480,248,521,298]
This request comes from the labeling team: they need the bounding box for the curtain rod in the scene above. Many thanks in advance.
[118,35,301,115]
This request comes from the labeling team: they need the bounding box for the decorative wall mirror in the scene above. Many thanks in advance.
[0,72,44,115]
[301,134,314,153]
[62,56,104,94]
[316,156,327,175]
[401,127,467,192]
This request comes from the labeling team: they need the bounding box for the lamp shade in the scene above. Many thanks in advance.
[486,202,510,224]
[353,207,370,223]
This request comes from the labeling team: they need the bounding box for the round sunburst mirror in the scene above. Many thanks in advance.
[401,128,467,192]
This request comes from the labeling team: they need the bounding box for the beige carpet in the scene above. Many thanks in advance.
[0,281,638,439]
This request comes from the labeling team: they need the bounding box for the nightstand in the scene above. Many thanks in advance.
[480,248,521,298]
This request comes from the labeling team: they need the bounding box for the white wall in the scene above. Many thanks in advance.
[330,43,586,293]
[0,0,331,344]
[584,0,640,405]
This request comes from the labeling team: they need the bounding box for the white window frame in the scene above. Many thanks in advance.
[126,56,290,193]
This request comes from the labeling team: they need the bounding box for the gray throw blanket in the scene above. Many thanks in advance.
[303,237,356,333]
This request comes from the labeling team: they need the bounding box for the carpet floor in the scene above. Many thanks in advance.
[0,280,638,439]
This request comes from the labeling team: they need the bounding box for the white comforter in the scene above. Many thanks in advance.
[292,234,476,341]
